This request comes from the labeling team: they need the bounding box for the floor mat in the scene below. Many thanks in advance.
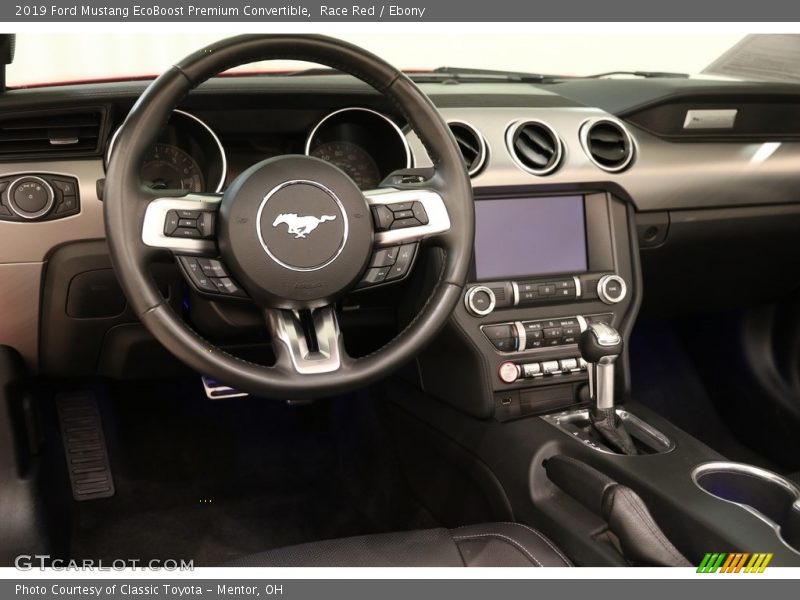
[629,320,781,471]
[62,378,437,566]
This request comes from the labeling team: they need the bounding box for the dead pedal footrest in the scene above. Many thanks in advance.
[201,376,249,399]
[56,393,115,501]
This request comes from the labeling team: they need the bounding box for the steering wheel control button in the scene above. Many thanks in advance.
[178,256,246,297]
[358,267,390,287]
[198,258,228,277]
[372,205,394,230]
[370,246,399,268]
[384,243,417,281]
[498,361,520,384]
[412,202,429,224]
[165,210,215,239]
[372,200,429,232]
[178,256,218,292]
[597,274,627,304]
[465,285,496,317]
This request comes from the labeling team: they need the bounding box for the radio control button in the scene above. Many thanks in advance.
[541,360,561,375]
[598,275,627,304]
[522,363,543,378]
[538,284,555,296]
[560,358,579,372]
[465,286,496,316]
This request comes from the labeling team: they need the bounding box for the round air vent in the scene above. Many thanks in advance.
[505,120,563,175]
[580,118,635,172]
[448,121,487,176]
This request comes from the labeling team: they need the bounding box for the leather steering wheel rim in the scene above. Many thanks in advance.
[104,34,474,399]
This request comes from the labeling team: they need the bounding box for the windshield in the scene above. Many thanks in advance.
[3,32,764,87]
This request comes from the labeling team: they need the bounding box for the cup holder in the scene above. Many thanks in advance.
[692,462,800,553]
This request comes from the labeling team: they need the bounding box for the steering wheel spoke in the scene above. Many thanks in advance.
[265,305,347,375]
[141,192,222,256]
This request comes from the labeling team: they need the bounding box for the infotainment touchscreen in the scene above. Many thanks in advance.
[473,195,587,280]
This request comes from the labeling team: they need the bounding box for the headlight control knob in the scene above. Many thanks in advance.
[7,176,55,220]
[465,285,496,317]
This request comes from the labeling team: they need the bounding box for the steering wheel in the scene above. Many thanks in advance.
[104,34,474,399]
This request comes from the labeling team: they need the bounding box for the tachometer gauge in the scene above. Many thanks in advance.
[309,141,381,189]
[141,143,205,192]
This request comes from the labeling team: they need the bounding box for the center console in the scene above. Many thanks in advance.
[418,190,639,421]
[393,187,800,566]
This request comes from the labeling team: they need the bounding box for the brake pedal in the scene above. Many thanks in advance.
[201,376,249,399]
[56,393,115,501]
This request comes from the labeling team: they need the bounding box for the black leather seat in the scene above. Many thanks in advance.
[226,522,571,567]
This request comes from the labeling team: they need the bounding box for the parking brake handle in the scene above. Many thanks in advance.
[544,455,690,567]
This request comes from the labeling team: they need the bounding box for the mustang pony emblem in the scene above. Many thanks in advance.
[272,213,337,239]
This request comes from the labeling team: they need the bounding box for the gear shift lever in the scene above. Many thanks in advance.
[579,323,637,455]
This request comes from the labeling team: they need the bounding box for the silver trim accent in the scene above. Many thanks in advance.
[576,315,589,332]
[105,109,228,193]
[255,180,348,272]
[201,376,249,400]
[542,408,675,455]
[305,107,413,170]
[691,461,800,555]
[266,306,343,375]
[498,361,520,384]
[504,119,564,176]
[683,109,738,130]
[572,275,582,298]
[511,281,520,306]
[579,117,636,173]
[49,137,79,146]
[364,187,451,246]
[141,193,221,254]
[513,321,526,352]
[588,322,621,346]
[6,176,55,220]
[447,119,489,177]
[464,285,496,317]
[597,274,628,304]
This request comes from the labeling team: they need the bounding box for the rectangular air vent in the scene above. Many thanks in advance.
[0,107,107,159]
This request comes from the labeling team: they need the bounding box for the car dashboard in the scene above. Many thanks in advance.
[3,73,800,404]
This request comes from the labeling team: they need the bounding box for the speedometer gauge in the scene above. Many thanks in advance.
[310,141,381,189]
[141,143,205,192]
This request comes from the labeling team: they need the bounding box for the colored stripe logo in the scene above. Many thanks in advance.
[697,552,773,573]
